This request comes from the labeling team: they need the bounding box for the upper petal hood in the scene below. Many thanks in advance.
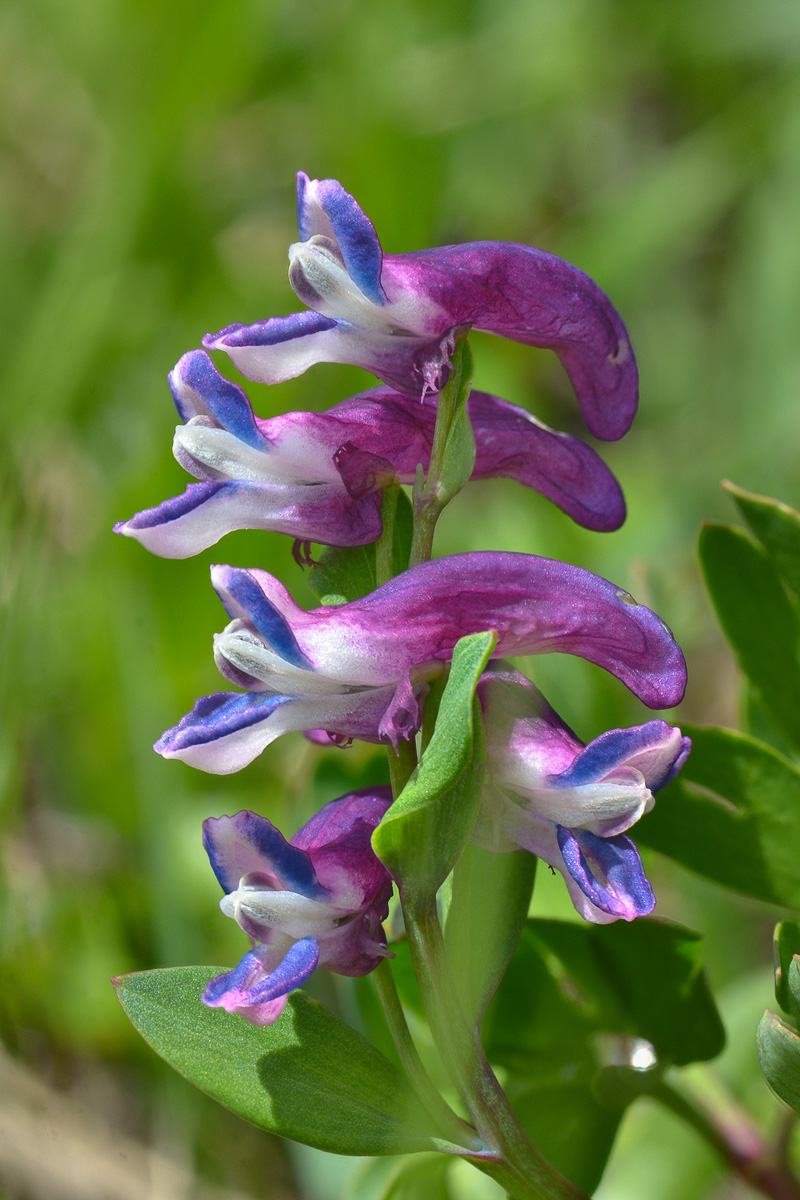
[210,553,687,709]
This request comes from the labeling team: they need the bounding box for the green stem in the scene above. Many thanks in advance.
[373,959,480,1152]
[375,479,400,586]
[654,1079,800,1200]
[388,737,418,799]
[403,897,589,1200]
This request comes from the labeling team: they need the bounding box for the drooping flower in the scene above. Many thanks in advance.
[113,350,625,559]
[204,172,637,441]
[155,553,686,774]
[202,788,393,1025]
[474,665,690,923]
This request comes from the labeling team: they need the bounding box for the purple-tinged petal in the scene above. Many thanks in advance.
[551,722,691,794]
[382,244,637,440]
[168,350,267,448]
[155,685,401,774]
[203,312,342,385]
[113,482,379,559]
[258,552,686,708]
[211,564,311,670]
[202,939,319,1024]
[557,827,655,922]
[333,442,395,499]
[466,391,626,531]
[293,788,393,907]
[202,810,328,900]
[296,172,386,306]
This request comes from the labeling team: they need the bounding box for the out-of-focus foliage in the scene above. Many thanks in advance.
[3,0,800,1196]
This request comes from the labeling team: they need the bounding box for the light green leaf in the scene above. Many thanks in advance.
[379,1154,453,1200]
[638,724,800,906]
[308,487,413,603]
[757,1009,800,1113]
[373,631,496,898]
[444,844,536,1028]
[725,481,800,598]
[699,521,800,750]
[774,921,800,1015]
[436,341,476,503]
[113,966,440,1156]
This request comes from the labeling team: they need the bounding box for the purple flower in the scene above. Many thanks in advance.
[202,788,393,1025]
[113,350,625,558]
[474,665,690,923]
[203,172,637,441]
[155,553,686,774]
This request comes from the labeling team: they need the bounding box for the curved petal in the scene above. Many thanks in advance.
[203,312,343,386]
[202,938,319,1024]
[551,722,691,794]
[155,685,400,774]
[383,244,637,440]
[168,350,267,447]
[224,553,686,708]
[113,481,383,559]
[202,810,328,899]
[293,788,393,908]
[296,172,386,305]
[467,391,626,531]
[557,827,655,922]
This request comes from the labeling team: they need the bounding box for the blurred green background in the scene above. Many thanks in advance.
[2,0,800,1196]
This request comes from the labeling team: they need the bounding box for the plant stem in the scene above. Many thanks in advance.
[654,1079,800,1200]
[388,737,418,799]
[403,896,589,1200]
[373,959,480,1152]
[375,479,400,586]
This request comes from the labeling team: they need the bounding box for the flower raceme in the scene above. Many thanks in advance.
[204,172,638,441]
[202,789,393,1025]
[475,666,690,923]
[155,553,687,775]
[113,349,625,558]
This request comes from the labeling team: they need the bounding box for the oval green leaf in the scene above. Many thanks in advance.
[113,966,441,1156]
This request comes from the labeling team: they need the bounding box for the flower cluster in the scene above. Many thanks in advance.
[118,173,689,1024]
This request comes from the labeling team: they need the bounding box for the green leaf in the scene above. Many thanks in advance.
[113,966,440,1156]
[379,1155,453,1200]
[373,631,496,898]
[444,844,536,1028]
[699,521,800,750]
[307,487,413,603]
[484,917,722,1194]
[774,921,800,1015]
[511,1081,622,1196]
[637,724,800,906]
[757,1009,800,1112]
[790,957,800,1029]
[725,481,800,598]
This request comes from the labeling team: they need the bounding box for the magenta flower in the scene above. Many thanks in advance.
[475,666,690,923]
[204,173,637,441]
[202,788,393,1025]
[155,553,686,774]
[113,350,625,558]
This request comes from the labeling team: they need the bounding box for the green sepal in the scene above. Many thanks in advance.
[725,481,800,598]
[372,631,496,900]
[113,966,443,1156]
[638,724,800,907]
[757,1009,800,1113]
[307,487,413,603]
[699,521,800,751]
[444,844,536,1029]
[774,921,800,1016]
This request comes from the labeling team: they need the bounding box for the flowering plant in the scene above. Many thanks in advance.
[112,175,800,1200]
